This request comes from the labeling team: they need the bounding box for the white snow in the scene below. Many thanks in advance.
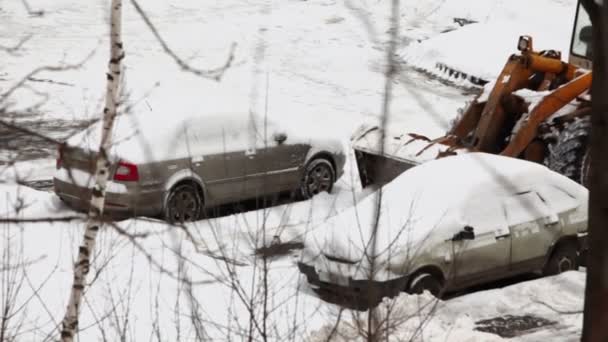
[309,270,586,341]
[351,123,469,165]
[400,0,577,84]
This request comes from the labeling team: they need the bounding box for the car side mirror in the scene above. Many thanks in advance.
[580,25,592,43]
[452,225,475,241]
[273,132,287,144]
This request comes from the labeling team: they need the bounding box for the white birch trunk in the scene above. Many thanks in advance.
[60,0,123,340]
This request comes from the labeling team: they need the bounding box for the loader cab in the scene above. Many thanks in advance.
[569,1,592,70]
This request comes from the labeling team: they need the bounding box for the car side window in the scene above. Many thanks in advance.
[250,116,279,146]
[186,117,250,155]
[463,198,509,236]
[503,191,552,226]
[535,185,579,213]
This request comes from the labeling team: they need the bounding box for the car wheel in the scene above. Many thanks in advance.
[164,183,202,223]
[300,158,335,199]
[407,272,443,297]
[543,241,579,276]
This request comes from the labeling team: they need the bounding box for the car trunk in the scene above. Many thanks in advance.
[58,145,119,177]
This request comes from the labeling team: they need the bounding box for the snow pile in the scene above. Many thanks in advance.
[400,0,577,84]
[309,270,585,341]
[351,124,467,165]
[0,183,78,219]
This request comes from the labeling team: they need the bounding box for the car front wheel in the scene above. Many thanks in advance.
[164,183,202,223]
[300,158,335,199]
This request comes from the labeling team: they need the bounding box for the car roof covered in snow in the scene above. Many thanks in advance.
[394,153,552,197]
[381,152,587,212]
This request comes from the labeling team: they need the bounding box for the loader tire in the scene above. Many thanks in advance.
[545,117,591,187]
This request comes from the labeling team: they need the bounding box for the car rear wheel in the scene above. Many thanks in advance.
[164,183,202,223]
[300,158,335,199]
[407,272,443,298]
[543,241,578,276]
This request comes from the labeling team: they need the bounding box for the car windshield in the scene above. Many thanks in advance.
[571,2,592,59]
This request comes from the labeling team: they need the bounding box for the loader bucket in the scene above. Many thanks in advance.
[354,148,418,188]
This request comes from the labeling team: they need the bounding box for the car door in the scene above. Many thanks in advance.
[245,118,310,196]
[504,189,573,272]
[185,118,249,205]
[450,197,511,288]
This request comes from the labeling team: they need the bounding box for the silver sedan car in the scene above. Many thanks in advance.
[298,153,587,308]
[54,110,345,222]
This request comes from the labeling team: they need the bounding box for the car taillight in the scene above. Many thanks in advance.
[56,144,64,169]
[113,160,139,182]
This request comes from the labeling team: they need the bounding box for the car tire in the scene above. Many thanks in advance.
[543,241,579,276]
[407,272,443,298]
[300,158,336,199]
[164,183,202,223]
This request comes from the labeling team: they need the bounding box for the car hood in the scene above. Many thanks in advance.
[303,173,460,268]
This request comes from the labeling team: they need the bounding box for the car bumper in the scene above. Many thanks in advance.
[53,177,163,218]
[334,152,347,180]
[297,261,407,310]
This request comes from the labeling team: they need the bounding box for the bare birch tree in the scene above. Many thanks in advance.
[59,0,124,340]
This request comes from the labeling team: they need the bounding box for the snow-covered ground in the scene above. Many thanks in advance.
[400,0,576,82]
[0,183,586,341]
[0,0,584,340]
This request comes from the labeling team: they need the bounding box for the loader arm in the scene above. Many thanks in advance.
[501,71,592,157]
[468,55,535,153]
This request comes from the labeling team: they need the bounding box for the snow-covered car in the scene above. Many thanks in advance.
[54,106,345,222]
[298,153,588,307]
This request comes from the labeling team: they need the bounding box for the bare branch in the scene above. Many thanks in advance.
[0,36,33,56]
[0,48,97,107]
[533,300,582,315]
[129,0,236,81]
[0,119,64,146]
[20,0,44,17]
